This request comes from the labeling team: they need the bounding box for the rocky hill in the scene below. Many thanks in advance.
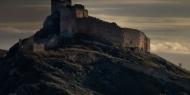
[0,0,190,95]
[1,39,190,95]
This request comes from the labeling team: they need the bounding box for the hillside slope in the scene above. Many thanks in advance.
[0,42,190,95]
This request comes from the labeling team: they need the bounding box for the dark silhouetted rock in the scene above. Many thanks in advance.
[1,43,190,95]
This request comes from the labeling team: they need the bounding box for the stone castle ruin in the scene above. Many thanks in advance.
[30,0,150,53]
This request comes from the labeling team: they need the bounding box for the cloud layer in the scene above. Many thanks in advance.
[0,27,34,49]
[151,41,190,54]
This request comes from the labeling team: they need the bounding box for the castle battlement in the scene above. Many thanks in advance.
[51,0,88,18]
[74,4,89,18]
[51,0,89,38]
[51,0,72,13]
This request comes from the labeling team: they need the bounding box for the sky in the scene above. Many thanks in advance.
[0,0,190,70]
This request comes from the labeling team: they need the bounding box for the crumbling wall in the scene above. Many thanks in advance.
[139,32,146,50]
[51,0,62,13]
[74,4,89,18]
[76,17,123,46]
[76,17,150,52]
[123,28,150,52]
[60,7,76,38]
[51,0,72,14]
[33,43,45,53]
[76,9,84,18]
[60,0,72,6]
[123,29,140,48]
[83,10,88,17]
[145,37,150,52]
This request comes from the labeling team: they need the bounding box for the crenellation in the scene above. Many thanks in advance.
[51,0,90,38]
[74,4,85,9]
[74,4,88,18]
[60,0,72,6]
[51,0,72,14]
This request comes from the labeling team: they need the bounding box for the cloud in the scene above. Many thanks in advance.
[73,0,181,5]
[91,14,190,37]
[151,41,190,54]
[0,27,34,40]
[0,27,37,33]
[0,27,34,49]
[0,27,22,33]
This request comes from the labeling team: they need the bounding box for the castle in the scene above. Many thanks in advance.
[30,0,150,53]
[51,0,89,38]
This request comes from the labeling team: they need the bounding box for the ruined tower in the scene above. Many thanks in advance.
[51,0,72,14]
[51,0,75,38]
[60,0,76,38]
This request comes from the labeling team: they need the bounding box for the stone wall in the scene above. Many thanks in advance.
[60,0,72,6]
[72,5,149,52]
[76,9,84,18]
[51,0,72,14]
[123,29,140,48]
[60,7,76,38]
[74,4,88,18]
[83,10,88,17]
[145,37,150,52]
[123,28,150,52]
[76,17,150,52]
[33,43,45,53]
[51,0,62,13]
[76,17,123,46]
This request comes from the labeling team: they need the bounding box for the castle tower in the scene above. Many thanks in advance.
[59,0,76,38]
[60,0,72,7]
[51,0,78,38]
[51,0,72,14]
